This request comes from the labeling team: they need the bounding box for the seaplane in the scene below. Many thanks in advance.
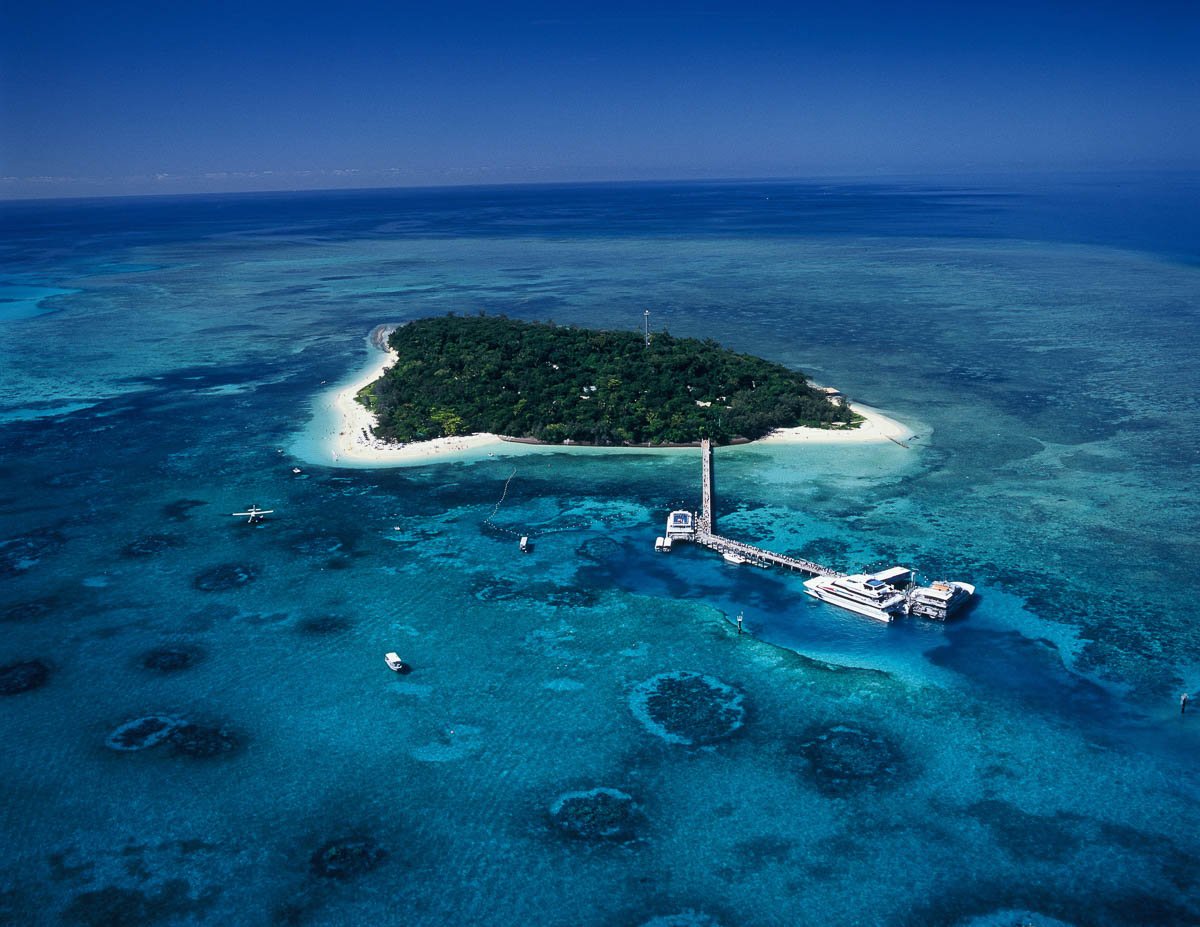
[230,504,274,525]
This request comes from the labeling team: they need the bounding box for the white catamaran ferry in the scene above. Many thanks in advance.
[803,567,913,623]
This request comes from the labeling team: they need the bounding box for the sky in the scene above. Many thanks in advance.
[2,0,1198,198]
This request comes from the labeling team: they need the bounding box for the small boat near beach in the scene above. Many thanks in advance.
[384,652,405,672]
[723,552,747,565]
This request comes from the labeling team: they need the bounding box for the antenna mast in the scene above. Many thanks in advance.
[643,309,651,346]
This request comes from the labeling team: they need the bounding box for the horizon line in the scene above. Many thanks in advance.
[4,165,1200,206]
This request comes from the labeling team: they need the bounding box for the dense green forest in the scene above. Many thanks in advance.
[358,315,856,445]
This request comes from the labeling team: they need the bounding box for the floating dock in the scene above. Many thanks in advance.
[661,439,843,578]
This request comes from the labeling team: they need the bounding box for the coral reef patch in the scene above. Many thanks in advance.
[105,716,184,752]
[60,879,214,927]
[168,722,241,759]
[0,659,51,695]
[630,671,746,746]
[1,596,58,623]
[309,837,387,880]
[576,537,624,563]
[965,800,1083,863]
[296,615,352,635]
[0,527,66,576]
[953,911,1076,927]
[794,724,902,796]
[639,913,726,927]
[288,532,352,557]
[192,562,259,592]
[549,787,639,841]
[120,534,184,558]
[162,499,207,522]
[138,646,204,673]
[472,575,599,608]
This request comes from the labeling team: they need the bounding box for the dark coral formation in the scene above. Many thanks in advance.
[794,724,902,796]
[0,527,66,576]
[795,537,853,572]
[953,910,1076,927]
[546,586,599,608]
[472,576,519,602]
[472,575,597,608]
[1,597,57,623]
[120,534,184,558]
[0,659,50,695]
[288,533,350,557]
[309,837,387,880]
[630,672,746,746]
[168,722,241,759]
[105,716,183,751]
[105,714,241,758]
[549,787,639,841]
[638,914,726,927]
[61,879,213,927]
[576,537,624,563]
[162,499,207,522]
[296,615,352,635]
[192,562,259,592]
[965,800,1083,864]
[138,646,203,672]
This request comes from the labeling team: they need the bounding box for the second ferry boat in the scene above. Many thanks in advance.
[803,567,975,622]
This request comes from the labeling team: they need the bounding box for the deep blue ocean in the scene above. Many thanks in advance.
[2,174,1199,927]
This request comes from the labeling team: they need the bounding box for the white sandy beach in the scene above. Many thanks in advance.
[306,332,916,468]
[754,402,912,446]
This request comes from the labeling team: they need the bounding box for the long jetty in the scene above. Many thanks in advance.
[688,439,843,578]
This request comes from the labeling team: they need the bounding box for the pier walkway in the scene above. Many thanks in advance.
[689,439,843,578]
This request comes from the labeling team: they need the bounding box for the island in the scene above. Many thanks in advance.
[355,315,857,447]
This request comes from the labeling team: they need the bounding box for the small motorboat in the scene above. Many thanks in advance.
[722,552,747,565]
[519,536,531,553]
[384,652,405,672]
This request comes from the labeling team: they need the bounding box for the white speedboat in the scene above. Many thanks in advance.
[906,581,976,620]
[803,567,912,622]
[384,652,405,672]
[723,552,747,565]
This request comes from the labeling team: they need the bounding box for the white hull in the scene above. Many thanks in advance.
[908,582,975,620]
[803,585,899,622]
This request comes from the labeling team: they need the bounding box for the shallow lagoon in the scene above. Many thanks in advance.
[1,178,1199,925]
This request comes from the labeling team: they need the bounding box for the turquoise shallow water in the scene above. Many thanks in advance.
[1,178,1199,926]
